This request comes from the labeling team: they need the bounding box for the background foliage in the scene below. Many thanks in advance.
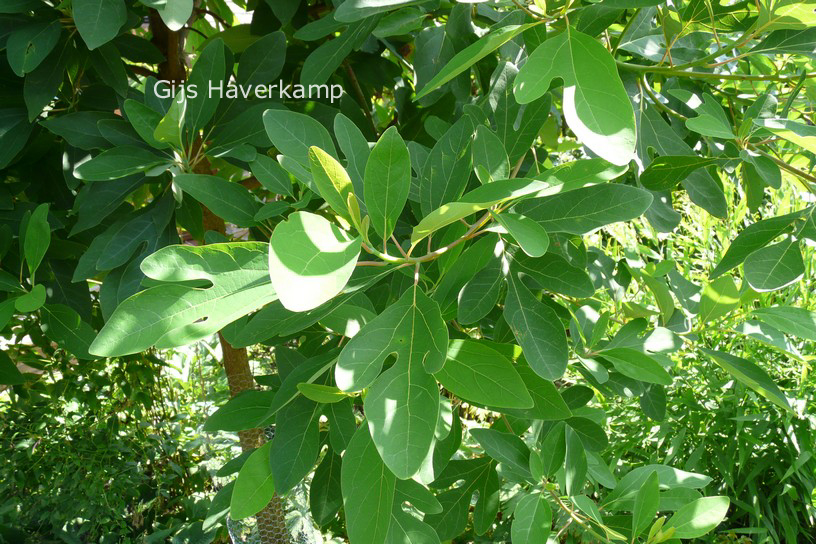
[1,0,816,542]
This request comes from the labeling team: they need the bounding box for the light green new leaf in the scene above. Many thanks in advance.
[310,146,356,221]
[365,126,411,240]
[701,348,791,412]
[514,27,636,166]
[268,212,361,312]
[73,0,126,50]
[600,348,672,386]
[158,0,193,31]
[698,276,740,323]
[514,183,652,235]
[230,441,276,520]
[504,275,568,381]
[336,285,448,392]
[154,89,186,148]
[434,339,533,409]
[511,493,552,543]
[495,212,549,257]
[632,470,659,537]
[665,496,730,538]
[335,0,432,22]
[415,23,539,100]
[753,306,816,341]
[755,118,816,154]
[74,147,170,181]
[263,109,336,166]
[174,174,260,227]
[412,178,548,245]
[24,203,49,278]
[710,210,802,278]
[342,424,396,544]
[90,243,277,356]
[297,383,347,404]
[744,238,804,292]
[749,28,816,57]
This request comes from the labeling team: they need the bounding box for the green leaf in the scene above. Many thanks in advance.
[640,156,727,192]
[174,174,260,227]
[300,17,380,86]
[269,397,321,494]
[599,348,673,386]
[42,111,117,150]
[123,99,168,149]
[334,0,432,22]
[702,348,791,411]
[457,257,503,324]
[297,383,347,404]
[756,118,816,154]
[90,243,277,356]
[434,339,534,409]
[504,274,568,381]
[310,452,343,527]
[186,38,227,133]
[268,211,361,312]
[710,210,802,278]
[753,306,816,341]
[512,253,595,298]
[415,23,539,100]
[564,426,587,496]
[24,203,49,279]
[263,109,336,166]
[508,365,573,421]
[698,276,740,323]
[365,126,411,240]
[309,146,356,220]
[72,0,126,50]
[684,93,734,139]
[336,285,447,391]
[0,350,25,385]
[74,147,169,181]
[15,284,46,312]
[230,441,276,520]
[204,390,276,432]
[749,28,816,57]
[511,493,552,543]
[342,424,396,544]
[419,115,476,217]
[6,20,61,76]
[472,125,509,184]
[250,155,294,197]
[632,470,659,537]
[665,496,730,538]
[39,304,95,360]
[743,238,804,292]
[514,183,652,234]
[515,27,636,166]
[495,212,549,257]
[470,428,531,478]
[237,31,286,87]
